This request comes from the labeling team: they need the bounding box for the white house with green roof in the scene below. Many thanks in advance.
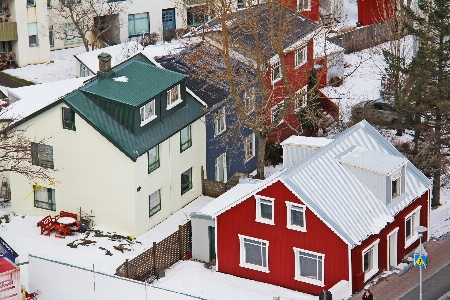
[7,52,206,236]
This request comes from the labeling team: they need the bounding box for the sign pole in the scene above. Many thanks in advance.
[419,235,422,300]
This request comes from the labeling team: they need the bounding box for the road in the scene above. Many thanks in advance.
[399,261,450,300]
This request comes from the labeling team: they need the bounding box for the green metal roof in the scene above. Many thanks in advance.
[83,60,186,107]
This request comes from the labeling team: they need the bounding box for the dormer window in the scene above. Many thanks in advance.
[392,174,400,198]
[140,99,156,126]
[167,85,182,109]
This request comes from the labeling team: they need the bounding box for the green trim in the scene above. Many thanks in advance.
[149,189,161,217]
[34,186,56,211]
[147,145,160,174]
[181,168,192,195]
[180,125,192,152]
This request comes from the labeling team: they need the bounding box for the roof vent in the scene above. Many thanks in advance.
[97,52,114,78]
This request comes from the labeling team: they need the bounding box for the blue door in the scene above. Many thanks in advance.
[162,8,176,38]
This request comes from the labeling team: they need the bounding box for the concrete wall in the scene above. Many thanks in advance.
[191,217,215,262]
[28,254,204,300]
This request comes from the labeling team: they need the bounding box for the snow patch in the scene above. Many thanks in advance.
[114,76,128,82]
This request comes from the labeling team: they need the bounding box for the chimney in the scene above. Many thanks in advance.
[97,52,114,77]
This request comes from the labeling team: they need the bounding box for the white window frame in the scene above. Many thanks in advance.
[362,239,379,282]
[271,59,282,83]
[255,195,275,225]
[244,133,255,161]
[214,107,226,136]
[215,152,227,182]
[405,206,421,248]
[286,202,306,232]
[140,99,156,126]
[271,101,284,123]
[295,86,308,110]
[391,171,401,200]
[293,248,324,286]
[298,0,311,11]
[167,84,182,109]
[294,47,307,68]
[238,234,269,273]
[244,89,255,114]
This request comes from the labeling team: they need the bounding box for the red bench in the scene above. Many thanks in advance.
[60,211,78,220]
[40,215,55,236]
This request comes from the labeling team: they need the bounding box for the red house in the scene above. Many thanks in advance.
[191,120,431,298]
[0,258,20,299]
[357,0,396,26]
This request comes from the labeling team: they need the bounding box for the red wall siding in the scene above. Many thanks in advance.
[358,0,396,26]
[351,190,429,293]
[216,180,349,296]
[279,0,320,22]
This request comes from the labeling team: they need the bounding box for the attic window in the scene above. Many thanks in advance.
[298,0,311,11]
[140,99,156,126]
[167,85,182,109]
[391,172,401,199]
[255,195,275,225]
[271,59,282,83]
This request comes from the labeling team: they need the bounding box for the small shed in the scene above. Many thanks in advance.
[0,257,20,299]
[0,237,18,263]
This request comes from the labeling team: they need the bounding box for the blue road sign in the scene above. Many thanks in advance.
[414,254,427,268]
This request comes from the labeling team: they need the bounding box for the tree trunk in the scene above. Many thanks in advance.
[432,168,441,207]
[256,133,267,180]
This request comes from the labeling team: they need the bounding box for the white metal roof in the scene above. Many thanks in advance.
[281,136,332,148]
[338,146,407,175]
[196,120,431,247]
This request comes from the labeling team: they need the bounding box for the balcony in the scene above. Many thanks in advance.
[0,22,17,41]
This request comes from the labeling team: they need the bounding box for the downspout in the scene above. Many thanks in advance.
[215,216,219,272]
[348,244,352,297]
[427,188,431,242]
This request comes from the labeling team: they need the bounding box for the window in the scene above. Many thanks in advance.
[49,26,54,47]
[215,153,227,182]
[149,189,161,217]
[0,0,3,15]
[140,99,156,126]
[34,186,55,211]
[0,41,12,54]
[47,0,52,8]
[64,23,83,46]
[271,59,281,83]
[239,235,269,272]
[27,0,36,7]
[295,86,308,110]
[187,6,206,28]
[405,207,421,248]
[362,239,379,281]
[180,125,192,152]
[167,85,181,108]
[286,202,306,231]
[271,101,284,123]
[243,89,255,113]
[31,142,54,169]
[392,173,401,199]
[147,145,160,174]
[214,107,226,135]
[181,168,192,195]
[255,195,274,225]
[28,22,38,46]
[244,133,255,161]
[80,64,92,77]
[298,0,311,11]
[62,0,82,5]
[295,47,307,68]
[62,107,76,131]
[128,13,150,37]
[237,0,246,8]
[294,248,324,285]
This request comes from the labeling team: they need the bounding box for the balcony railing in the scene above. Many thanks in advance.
[0,22,17,41]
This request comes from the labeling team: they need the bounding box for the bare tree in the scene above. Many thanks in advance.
[49,0,128,52]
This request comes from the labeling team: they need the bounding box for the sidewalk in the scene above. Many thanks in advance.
[349,236,450,300]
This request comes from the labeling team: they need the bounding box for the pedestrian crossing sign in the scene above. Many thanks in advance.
[414,254,427,268]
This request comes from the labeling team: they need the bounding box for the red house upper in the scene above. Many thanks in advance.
[191,120,431,298]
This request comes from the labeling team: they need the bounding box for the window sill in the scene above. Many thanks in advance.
[256,218,275,225]
[287,225,306,232]
[244,156,255,163]
[271,77,282,85]
[405,234,419,249]
[29,44,39,47]
[294,275,323,286]
[239,263,269,273]
[166,98,183,110]
[140,115,157,127]
[295,61,307,69]
[364,268,379,282]
[214,129,226,137]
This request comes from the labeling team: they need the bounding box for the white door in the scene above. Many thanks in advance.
[388,229,398,269]
[215,153,227,182]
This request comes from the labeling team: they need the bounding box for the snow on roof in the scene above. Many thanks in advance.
[75,39,200,75]
[281,135,332,148]
[197,121,431,247]
[314,37,344,59]
[2,77,89,122]
[338,146,407,175]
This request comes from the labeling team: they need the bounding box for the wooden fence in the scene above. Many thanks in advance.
[201,167,249,198]
[115,221,191,282]
[327,17,409,54]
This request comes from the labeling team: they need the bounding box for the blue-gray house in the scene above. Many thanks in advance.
[156,43,258,182]
[0,237,18,263]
